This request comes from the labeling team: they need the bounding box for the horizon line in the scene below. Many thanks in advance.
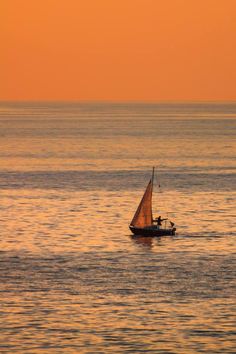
[1,99,236,104]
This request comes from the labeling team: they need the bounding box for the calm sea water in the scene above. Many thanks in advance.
[0,102,235,353]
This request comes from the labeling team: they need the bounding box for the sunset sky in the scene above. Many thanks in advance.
[1,0,236,101]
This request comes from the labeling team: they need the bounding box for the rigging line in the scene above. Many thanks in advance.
[156,174,169,218]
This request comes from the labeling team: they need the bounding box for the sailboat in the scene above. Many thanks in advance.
[129,168,176,237]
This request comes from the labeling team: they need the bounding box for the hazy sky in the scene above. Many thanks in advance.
[1,0,236,101]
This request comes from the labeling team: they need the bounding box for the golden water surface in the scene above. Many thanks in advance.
[0,102,235,353]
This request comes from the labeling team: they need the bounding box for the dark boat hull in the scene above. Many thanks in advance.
[129,225,176,237]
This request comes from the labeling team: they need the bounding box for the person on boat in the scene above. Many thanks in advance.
[155,216,167,227]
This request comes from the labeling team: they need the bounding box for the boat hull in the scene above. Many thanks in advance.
[129,225,176,237]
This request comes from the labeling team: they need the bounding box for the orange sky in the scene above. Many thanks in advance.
[1,0,236,101]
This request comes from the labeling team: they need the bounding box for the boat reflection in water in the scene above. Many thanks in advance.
[129,167,176,237]
[130,235,154,248]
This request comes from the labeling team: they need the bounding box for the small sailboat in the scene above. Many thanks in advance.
[129,168,176,237]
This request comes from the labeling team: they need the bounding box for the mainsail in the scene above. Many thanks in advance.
[130,177,153,228]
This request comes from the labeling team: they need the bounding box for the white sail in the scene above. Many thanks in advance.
[130,178,153,228]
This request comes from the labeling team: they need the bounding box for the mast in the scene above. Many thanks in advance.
[151,166,155,190]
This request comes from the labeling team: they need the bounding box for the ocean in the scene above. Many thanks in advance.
[0,102,235,353]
